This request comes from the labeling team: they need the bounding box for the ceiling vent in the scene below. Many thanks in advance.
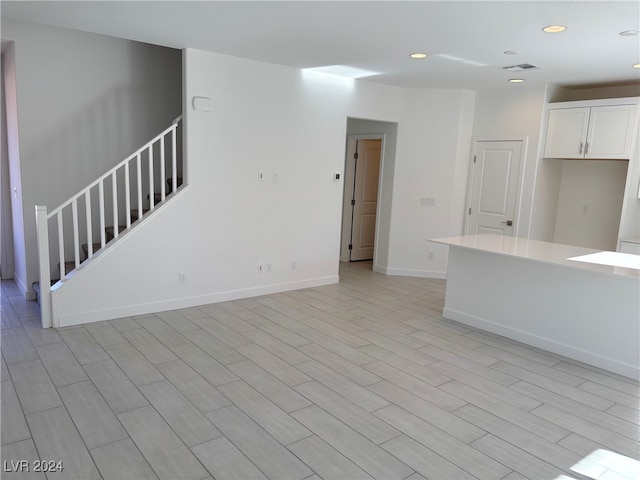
[502,63,541,72]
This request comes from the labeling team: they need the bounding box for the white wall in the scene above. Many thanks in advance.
[471,83,552,240]
[552,160,627,250]
[1,18,182,297]
[0,50,12,279]
[2,44,22,284]
[51,49,409,325]
[551,84,640,102]
[619,129,640,243]
[386,89,475,278]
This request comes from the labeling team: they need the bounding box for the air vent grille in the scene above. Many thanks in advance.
[502,63,540,72]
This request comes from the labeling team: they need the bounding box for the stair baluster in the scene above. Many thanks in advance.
[85,191,93,259]
[35,116,182,328]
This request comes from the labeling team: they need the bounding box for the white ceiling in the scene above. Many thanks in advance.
[2,0,639,91]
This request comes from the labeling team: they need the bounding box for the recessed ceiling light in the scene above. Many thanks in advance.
[410,53,428,59]
[508,78,525,83]
[633,63,640,69]
[620,30,639,37]
[542,25,567,33]
[504,50,519,55]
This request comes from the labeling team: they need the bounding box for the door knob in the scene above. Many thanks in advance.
[501,220,513,226]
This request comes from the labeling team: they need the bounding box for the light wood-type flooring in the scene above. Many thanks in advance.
[1,261,638,480]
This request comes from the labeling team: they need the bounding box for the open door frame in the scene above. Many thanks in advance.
[340,133,385,263]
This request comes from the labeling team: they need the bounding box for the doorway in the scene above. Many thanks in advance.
[1,47,16,280]
[341,135,382,262]
[465,139,525,236]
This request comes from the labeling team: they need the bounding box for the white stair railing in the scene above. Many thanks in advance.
[35,116,182,328]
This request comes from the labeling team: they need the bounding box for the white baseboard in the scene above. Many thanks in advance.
[55,275,339,327]
[12,271,36,300]
[443,307,639,380]
[377,266,446,279]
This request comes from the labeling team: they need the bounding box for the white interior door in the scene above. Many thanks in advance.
[466,140,523,236]
[349,139,381,261]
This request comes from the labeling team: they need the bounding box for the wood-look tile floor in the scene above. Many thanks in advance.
[1,261,638,480]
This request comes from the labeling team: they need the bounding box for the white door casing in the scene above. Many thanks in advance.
[466,139,524,236]
[341,136,382,262]
[350,139,381,261]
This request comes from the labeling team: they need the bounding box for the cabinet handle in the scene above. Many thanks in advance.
[585,142,590,154]
[579,142,583,154]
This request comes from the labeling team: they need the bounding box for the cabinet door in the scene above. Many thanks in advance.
[585,104,637,159]
[544,107,590,158]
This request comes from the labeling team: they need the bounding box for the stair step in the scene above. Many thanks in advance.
[147,178,184,204]
[167,177,183,189]
[82,243,103,257]
[59,261,76,275]
[130,209,150,222]
[148,193,163,205]
[105,225,126,241]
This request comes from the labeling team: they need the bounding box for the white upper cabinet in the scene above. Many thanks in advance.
[544,103,638,159]
[544,107,590,159]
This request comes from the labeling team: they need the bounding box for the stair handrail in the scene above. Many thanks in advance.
[35,115,182,328]
[47,116,182,219]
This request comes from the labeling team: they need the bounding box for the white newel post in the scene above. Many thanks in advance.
[35,205,53,328]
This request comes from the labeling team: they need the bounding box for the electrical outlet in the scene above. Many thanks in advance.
[428,251,435,261]
[257,263,264,274]
[266,263,272,273]
[179,272,187,284]
[258,171,264,182]
[581,204,590,214]
[291,259,297,270]
[272,171,279,182]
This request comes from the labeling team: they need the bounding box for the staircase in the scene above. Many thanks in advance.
[54,177,182,276]
[35,117,183,327]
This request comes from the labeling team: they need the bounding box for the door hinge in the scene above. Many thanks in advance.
[348,244,353,250]
[469,208,472,215]
[351,199,356,206]
[473,155,476,163]
[354,152,359,160]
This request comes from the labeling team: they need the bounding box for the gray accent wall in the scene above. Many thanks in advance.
[1,18,182,296]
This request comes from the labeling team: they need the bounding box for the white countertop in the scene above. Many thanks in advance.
[430,234,640,279]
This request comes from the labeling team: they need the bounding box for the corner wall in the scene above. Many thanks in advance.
[471,84,550,240]
[553,160,628,250]
[51,49,407,325]
[2,43,24,288]
[1,18,182,297]
[386,89,475,278]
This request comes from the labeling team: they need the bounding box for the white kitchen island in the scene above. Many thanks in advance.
[431,234,640,380]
